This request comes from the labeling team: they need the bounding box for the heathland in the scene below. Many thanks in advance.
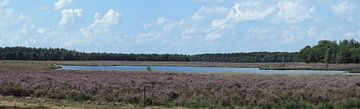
[1,61,360,109]
[2,39,360,108]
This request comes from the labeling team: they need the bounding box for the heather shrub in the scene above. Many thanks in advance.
[0,81,33,97]
[1,70,360,108]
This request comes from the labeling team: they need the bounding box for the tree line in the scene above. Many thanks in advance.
[299,39,360,63]
[3,39,359,63]
[0,47,298,62]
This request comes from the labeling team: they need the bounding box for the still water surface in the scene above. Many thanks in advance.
[60,65,354,75]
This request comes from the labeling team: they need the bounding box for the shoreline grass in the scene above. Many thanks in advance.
[259,67,341,71]
[2,60,359,74]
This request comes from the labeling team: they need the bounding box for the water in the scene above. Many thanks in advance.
[60,65,354,75]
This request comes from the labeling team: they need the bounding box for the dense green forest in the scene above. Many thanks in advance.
[0,47,298,62]
[299,39,360,63]
[1,39,359,63]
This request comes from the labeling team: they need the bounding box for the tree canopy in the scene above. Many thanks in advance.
[0,47,297,63]
[3,39,360,63]
[299,39,360,63]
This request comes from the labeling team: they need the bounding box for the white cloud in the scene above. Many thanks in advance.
[343,29,360,39]
[142,23,152,29]
[191,6,228,21]
[247,27,278,40]
[282,27,301,44]
[156,17,169,25]
[59,8,83,27]
[0,9,29,28]
[273,0,316,24]
[65,9,121,47]
[91,9,121,28]
[54,0,73,10]
[227,0,275,23]
[135,32,162,43]
[307,27,318,39]
[211,19,230,30]
[208,0,277,40]
[0,9,58,47]
[206,31,221,41]
[37,28,50,34]
[0,0,10,7]
[331,0,355,15]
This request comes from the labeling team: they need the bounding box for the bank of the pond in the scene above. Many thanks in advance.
[59,65,355,75]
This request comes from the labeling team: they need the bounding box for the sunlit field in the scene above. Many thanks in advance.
[1,61,360,108]
[2,0,360,108]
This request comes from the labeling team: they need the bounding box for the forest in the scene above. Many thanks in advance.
[0,39,359,63]
[299,39,360,63]
[0,47,297,62]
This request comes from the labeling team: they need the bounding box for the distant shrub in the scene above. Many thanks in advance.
[146,66,152,72]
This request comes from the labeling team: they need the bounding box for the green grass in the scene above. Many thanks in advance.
[259,67,340,71]
[0,95,186,109]
[2,95,360,109]
[349,69,360,73]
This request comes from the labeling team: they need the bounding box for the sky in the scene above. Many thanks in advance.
[0,0,360,54]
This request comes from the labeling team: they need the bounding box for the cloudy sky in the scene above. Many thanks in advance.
[0,0,359,54]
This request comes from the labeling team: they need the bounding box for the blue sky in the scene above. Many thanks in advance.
[0,0,359,54]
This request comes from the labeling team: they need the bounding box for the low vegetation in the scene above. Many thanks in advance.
[1,67,360,108]
[0,95,172,109]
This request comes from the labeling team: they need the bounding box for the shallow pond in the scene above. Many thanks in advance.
[60,65,355,75]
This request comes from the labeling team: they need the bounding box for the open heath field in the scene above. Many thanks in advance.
[1,61,360,108]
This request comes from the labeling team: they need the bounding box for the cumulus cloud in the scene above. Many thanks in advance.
[307,27,318,39]
[0,9,57,47]
[81,9,121,37]
[213,0,316,27]
[281,26,306,44]
[135,32,162,43]
[0,9,29,29]
[227,0,275,23]
[206,31,221,41]
[332,0,356,15]
[59,8,83,27]
[273,0,316,24]
[211,19,230,30]
[343,29,360,39]
[79,9,121,37]
[156,17,169,25]
[247,27,278,41]
[0,0,10,7]
[91,9,121,29]
[54,0,73,10]
[191,6,228,21]
[64,9,121,47]
[207,0,277,40]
